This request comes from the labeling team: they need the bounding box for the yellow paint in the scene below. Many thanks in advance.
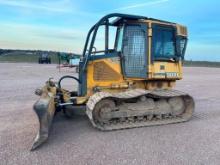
[72,20,186,104]
[150,61,182,79]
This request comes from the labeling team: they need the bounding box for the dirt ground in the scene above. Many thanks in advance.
[0,63,220,165]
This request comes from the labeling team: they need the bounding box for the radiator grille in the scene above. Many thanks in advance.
[93,62,120,81]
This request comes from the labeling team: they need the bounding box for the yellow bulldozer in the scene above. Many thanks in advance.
[31,13,195,150]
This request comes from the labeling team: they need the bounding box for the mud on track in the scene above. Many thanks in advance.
[1,63,220,165]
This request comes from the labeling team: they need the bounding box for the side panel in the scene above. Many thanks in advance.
[149,61,182,80]
[148,22,182,80]
[86,58,125,96]
[122,24,148,78]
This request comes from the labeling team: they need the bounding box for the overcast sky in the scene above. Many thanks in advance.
[0,0,219,61]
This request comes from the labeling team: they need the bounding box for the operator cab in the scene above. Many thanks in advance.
[81,13,187,70]
[59,13,188,96]
[77,13,187,95]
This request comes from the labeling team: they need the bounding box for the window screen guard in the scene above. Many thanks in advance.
[122,24,147,78]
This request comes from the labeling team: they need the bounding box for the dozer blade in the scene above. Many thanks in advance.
[31,91,55,151]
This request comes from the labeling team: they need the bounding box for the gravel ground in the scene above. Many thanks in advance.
[0,63,220,165]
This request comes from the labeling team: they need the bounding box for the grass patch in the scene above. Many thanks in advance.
[183,60,220,68]
[0,52,59,63]
[1,53,220,68]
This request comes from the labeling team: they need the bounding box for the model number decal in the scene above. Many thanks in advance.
[166,72,178,77]
[154,72,179,77]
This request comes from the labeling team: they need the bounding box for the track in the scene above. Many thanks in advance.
[86,89,195,131]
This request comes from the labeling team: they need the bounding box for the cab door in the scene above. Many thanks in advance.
[122,24,147,78]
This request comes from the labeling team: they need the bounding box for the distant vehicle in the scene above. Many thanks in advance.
[57,52,81,72]
[38,53,51,64]
[69,58,80,72]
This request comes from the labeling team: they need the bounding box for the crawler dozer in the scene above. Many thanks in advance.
[31,13,195,150]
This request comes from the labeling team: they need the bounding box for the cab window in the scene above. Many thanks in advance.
[92,25,117,55]
[153,26,176,60]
